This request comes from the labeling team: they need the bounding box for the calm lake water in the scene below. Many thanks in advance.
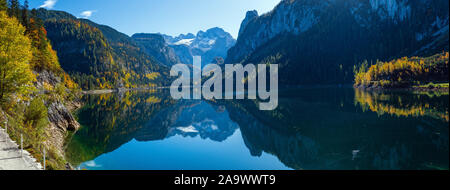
[66,87,449,170]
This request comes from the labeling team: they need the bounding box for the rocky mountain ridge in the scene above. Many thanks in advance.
[226,0,449,84]
[158,27,236,66]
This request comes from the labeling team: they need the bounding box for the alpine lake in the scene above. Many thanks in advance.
[65,86,449,170]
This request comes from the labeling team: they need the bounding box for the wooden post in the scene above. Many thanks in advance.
[43,148,46,170]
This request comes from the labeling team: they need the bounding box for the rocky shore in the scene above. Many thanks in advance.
[45,100,81,161]
[35,70,83,169]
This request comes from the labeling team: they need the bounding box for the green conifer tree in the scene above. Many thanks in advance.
[0,0,7,12]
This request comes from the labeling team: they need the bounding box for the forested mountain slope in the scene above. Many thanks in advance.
[227,0,449,85]
[36,8,169,90]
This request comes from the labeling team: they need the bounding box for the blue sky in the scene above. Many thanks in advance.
[28,0,281,38]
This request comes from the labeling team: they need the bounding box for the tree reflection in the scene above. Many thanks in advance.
[66,90,239,166]
[218,87,449,169]
[354,89,449,121]
[66,87,449,170]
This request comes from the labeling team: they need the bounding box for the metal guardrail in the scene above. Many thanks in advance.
[1,117,46,170]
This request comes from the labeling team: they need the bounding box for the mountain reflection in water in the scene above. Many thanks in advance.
[66,87,449,170]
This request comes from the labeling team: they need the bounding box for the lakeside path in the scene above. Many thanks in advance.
[0,128,43,170]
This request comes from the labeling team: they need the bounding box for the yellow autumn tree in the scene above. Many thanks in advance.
[0,11,34,102]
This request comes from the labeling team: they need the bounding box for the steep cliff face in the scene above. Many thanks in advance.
[227,0,327,64]
[34,69,81,164]
[46,101,80,156]
[238,10,259,37]
[226,0,449,84]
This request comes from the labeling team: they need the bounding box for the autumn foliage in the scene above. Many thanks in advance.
[0,11,34,102]
[354,52,449,88]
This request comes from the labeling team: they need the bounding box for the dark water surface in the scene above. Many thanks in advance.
[66,87,449,170]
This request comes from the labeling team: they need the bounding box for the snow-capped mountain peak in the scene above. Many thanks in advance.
[173,38,195,46]
[162,27,236,66]
[165,27,235,53]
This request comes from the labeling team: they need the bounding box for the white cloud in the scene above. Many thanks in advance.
[80,10,96,19]
[177,126,199,133]
[84,161,101,168]
[39,0,57,9]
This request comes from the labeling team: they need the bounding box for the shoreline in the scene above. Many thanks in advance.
[354,85,449,93]
[82,84,449,95]
[82,86,170,95]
